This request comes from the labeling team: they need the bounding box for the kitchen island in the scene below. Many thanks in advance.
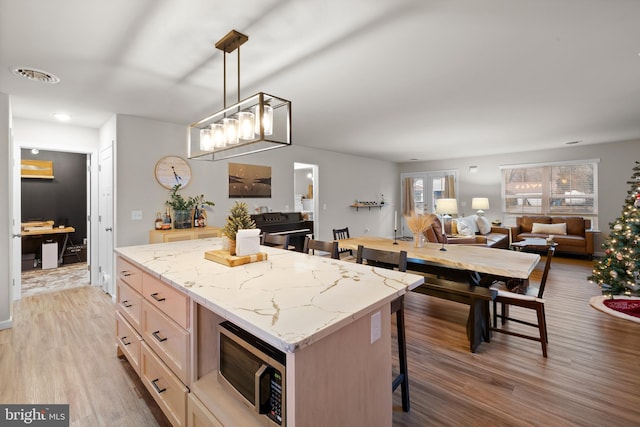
[114,238,424,426]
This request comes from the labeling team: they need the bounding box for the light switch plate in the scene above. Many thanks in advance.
[131,210,143,220]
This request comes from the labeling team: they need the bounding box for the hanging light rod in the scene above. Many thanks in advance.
[188,29,292,161]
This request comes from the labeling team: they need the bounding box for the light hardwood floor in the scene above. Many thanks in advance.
[1,256,638,426]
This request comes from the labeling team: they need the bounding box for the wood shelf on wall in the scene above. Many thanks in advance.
[350,204,385,211]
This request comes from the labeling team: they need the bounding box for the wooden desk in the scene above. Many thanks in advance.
[22,226,76,266]
[340,236,540,352]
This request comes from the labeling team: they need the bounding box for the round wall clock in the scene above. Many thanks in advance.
[155,156,192,189]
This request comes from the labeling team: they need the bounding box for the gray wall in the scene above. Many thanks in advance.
[114,115,400,248]
[400,139,640,251]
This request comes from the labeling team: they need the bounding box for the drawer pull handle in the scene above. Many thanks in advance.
[121,270,132,277]
[150,293,166,302]
[122,300,133,308]
[120,336,131,346]
[151,378,166,394]
[152,331,167,342]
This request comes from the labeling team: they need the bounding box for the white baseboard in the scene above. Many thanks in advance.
[0,318,13,330]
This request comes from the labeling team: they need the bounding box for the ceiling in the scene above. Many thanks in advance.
[1,0,639,162]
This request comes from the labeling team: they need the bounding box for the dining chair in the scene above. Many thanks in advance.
[302,236,339,259]
[490,246,555,357]
[261,233,291,250]
[356,245,410,412]
[332,227,353,258]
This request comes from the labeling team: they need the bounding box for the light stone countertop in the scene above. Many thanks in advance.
[115,238,424,353]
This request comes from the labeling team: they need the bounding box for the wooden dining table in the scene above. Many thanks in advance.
[339,236,541,352]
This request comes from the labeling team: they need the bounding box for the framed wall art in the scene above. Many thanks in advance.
[21,159,54,179]
[228,163,272,198]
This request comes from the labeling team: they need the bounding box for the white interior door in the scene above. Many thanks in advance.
[98,146,114,295]
[10,130,21,301]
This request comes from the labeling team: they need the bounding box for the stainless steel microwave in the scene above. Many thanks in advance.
[218,321,286,426]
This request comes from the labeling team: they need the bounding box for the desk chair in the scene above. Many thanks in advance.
[302,237,339,259]
[332,227,353,258]
[490,246,555,357]
[356,245,410,412]
[261,233,291,250]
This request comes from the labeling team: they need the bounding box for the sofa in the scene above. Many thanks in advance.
[510,216,595,258]
[422,214,510,249]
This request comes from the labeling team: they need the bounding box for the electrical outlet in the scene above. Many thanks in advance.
[131,210,143,220]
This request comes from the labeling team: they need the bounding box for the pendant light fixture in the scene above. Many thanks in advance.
[189,30,291,161]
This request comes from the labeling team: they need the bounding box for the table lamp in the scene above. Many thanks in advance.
[435,198,458,251]
[471,197,490,216]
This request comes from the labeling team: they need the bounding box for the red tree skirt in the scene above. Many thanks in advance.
[590,296,640,323]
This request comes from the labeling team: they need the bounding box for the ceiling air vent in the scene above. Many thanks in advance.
[11,67,60,84]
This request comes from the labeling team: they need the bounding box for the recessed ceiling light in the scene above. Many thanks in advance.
[53,113,71,121]
[409,158,420,161]
[565,140,582,145]
[11,66,60,84]
[31,148,39,155]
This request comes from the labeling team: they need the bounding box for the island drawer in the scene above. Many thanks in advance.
[116,256,143,293]
[141,342,188,427]
[142,272,189,329]
[116,311,142,375]
[142,299,190,384]
[116,279,143,332]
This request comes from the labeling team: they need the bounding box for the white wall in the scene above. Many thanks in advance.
[1,93,12,329]
[114,115,400,247]
[400,139,640,251]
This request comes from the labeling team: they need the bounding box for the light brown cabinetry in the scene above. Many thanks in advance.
[149,226,222,244]
[115,255,191,427]
[141,342,188,427]
[187,394,223,427]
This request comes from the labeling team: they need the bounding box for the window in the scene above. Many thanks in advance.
[501,160,598,216]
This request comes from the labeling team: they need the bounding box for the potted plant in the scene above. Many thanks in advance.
[222,201,256,255]
[166,184,214,229]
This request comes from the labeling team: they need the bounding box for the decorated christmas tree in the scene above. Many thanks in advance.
[589,161,640,295]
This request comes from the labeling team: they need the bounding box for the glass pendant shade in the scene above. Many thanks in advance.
[212,123,225,148]
[199,127,213,151]
[238,111,255,140]
[223,118,239,145]
[254,104,273,136]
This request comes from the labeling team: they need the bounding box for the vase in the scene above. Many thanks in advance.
[413,232,424,248]
[173,209,192,229]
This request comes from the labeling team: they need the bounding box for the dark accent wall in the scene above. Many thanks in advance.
[21,149,87,245]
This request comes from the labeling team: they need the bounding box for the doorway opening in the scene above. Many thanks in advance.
[294,163,318,237]
[15,148,91,299]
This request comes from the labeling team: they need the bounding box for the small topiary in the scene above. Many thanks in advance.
[222,202,256,253]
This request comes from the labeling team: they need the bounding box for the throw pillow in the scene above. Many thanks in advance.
[531,222,567,235]
[455,215,479,236]
[476,216,492,235]
[455,217,474,236]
